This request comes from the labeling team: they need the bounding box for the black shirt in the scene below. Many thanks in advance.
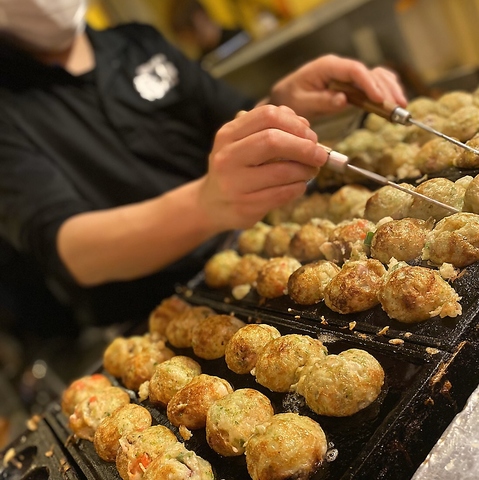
[0,23,255,326]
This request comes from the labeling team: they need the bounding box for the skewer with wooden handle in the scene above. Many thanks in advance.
[329,80,479,156]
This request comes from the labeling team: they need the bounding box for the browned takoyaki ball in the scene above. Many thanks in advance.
[408,178,465,221]
[370,218,433,264]
[408,95,448,118]
[290,192,330,224]
[464,174,479,213]
[165,305,216,348]
[69,386,131,441]
[116,425,178,480]
[237,221,272,255]
[263,223,301,258]
[142,442,214,480]
[378,123,409,147]
[103,335,155,379]
[203,249,241,288]
[93,404,152,462]
[364,112,388,132]
[364,183,415,223]
[61,374,112,416]
[245,413,327,480]
[295,348,384,417]
[148,295,191,338]
[422,212,479,268]
[191,314,246,360]
[320,218,375,264]
[442,105,479,142]
[414,137,461,174]
[224,324,281,375]
[147,356,201,406]
[378,264,462,323]
[255,256,301,299]
[253,334,328,393]
[327,184,373,223]
[289,219,335,263]
[120,340,175,391]
[288,260,341,305]
[167,374,233,430]
[229,254,268,287]
[324,259,386,314]
[206,388,274,457]
[379,142,421,180]
[404,113,447,146]
[454,134,479,169]
[437,90,473,113]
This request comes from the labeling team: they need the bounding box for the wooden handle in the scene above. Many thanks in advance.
[329,80,397,120]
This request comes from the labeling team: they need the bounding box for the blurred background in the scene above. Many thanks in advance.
[3,0,479,451]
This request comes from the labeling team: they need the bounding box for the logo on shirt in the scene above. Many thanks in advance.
[133,54,178,101]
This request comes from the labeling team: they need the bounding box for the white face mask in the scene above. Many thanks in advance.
[0,0,87,52]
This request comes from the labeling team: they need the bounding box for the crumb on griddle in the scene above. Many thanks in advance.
[389,338,404,345]
[377,326,390,336]
[179,424,193,441]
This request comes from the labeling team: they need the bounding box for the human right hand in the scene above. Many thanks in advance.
[197,104,328,232]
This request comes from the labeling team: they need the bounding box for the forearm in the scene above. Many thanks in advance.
[57,178,218,286]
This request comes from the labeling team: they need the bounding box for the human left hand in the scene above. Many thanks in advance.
[260,54,407,121]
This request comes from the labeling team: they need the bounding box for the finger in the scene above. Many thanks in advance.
[222,105,317,145]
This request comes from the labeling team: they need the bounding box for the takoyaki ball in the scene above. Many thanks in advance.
[379,143,421,180]
[295,349,384,417]
[148,356,201,406]
[264,197,301,226]
[288,260,341,305]
[404,113,447,146]
[290,192,330,225]
[203,249,241,289]
[464,174,479,213]
[255,256,301,299]
[103,335,153,378]
[324,259,386,314]
[335,129,387,168]
[206,389,274,457]
[165,305,216,349]
[61,374,112,416]
[454,133,479,168]
[327,184,373,223]
[414,137,461,174]
[422,212,479,268]
[378,264,462,323]
[229,254,267,287]
[143,443,214,480]
[407,96,448,118]
[408,177,465,221]
[263,222,301,258]
[237,221,272,255]
[253,334,328,393]
[289,219,335,263]
[377,123,408,147]
[437,90,473,113]
[370,218,433,264]
[116,425,178,480]
[364,183,415,223]
[364,112,388,132]
[93,404,152,462]
[320,218,375,264]
[224,324,281,375]
[442,105,479,142]
[120,343,175,392]
[245,413,327,480]
[69,386,131,441]
[148,295,191,338]
[191,314,246,360]
[167,374,233,430]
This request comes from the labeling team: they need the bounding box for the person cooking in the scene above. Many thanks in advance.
[0,0,407,330]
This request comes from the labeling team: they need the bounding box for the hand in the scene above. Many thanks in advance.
[265,54,407,120]
[198,105,328,231]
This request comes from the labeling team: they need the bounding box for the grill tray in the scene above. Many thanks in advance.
[41,294,479,480]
